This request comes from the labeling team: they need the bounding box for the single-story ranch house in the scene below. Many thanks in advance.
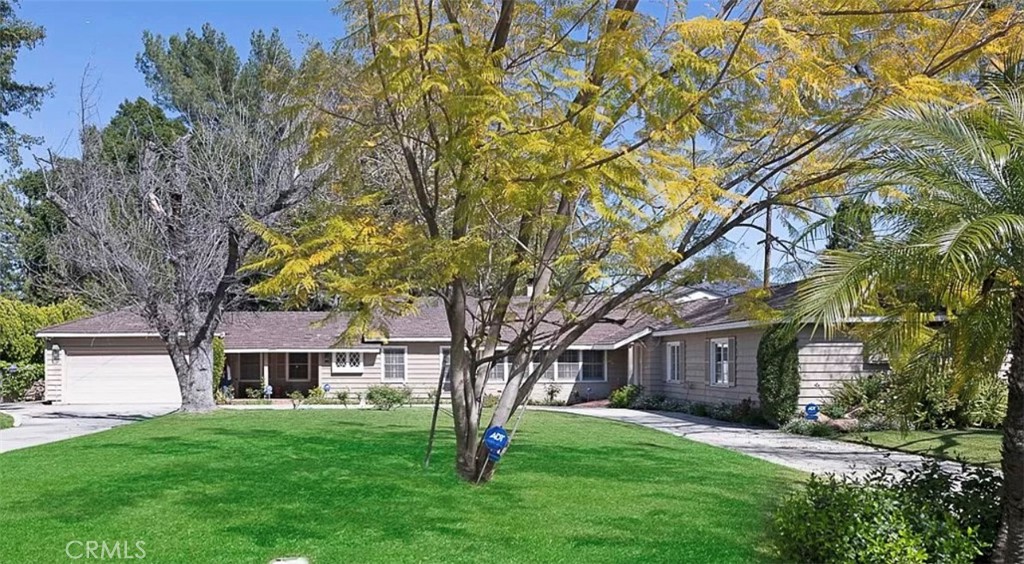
[37,283,883,407]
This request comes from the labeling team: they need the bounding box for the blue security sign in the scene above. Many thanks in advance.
[483,426,510,461]
[805,403,820,421]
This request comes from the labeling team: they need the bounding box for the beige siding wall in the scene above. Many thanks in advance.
[314,344,627,403]
[636,328,763,405]
[631,326,881,409]
[797,329,879,405]
[43,339,64,402]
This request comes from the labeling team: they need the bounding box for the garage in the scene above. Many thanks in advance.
[64,353,180,405]
[42,333,182,406]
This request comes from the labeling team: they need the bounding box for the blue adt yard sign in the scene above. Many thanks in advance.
[805,403,820,421]
[483,426,510,462]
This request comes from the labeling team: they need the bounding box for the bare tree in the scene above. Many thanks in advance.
[39,95,329,411]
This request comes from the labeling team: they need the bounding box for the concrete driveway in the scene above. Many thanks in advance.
[0,403,178,454]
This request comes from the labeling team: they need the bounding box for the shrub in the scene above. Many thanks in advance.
[832,369,1008,431]
[211,336,225,394]
[336,389,350,406]
[244,386,264,399]
[780,418,840,438]
[608,384,642,408]
[482,393,499,408]
[544,383,560,404]
[757,324,800,426]
[305,386,327,404]
[288,390,305,408]
[0,297,89,364]
[366,385,412,410]
[0,362,44,401]
[770,461,1000,564]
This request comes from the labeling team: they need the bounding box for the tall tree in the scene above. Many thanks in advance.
[253,0,1022,483]
[0,0,49,167]
[41,24,331,410]
[792,86,1024,563]
[137,25,294,123]
[100,97,187,168]
[41,95,330,411]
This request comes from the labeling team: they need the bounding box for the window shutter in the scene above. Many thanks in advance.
[705,338,711,385]
[728,336,738,387]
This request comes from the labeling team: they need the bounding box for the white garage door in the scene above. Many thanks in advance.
[65,354,181,405]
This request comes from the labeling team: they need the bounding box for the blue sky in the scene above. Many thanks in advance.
[9,0,781,275]
[10,0,341,162]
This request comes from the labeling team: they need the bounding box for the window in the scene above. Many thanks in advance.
[709,338,730,386]
[488,356,507,382]
[287,353,311,381]
[538,350,607,382]
[581,350,606,382]
[557,350,581,381]
[383,347,406,381]
[332,351,363,373]
[239,354,261,382]
[666,343,682,382]
[532,351,556,381]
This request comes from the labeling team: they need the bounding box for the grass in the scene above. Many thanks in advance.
[840,428,1003,467]
[0,409,800,563]
[0,412,12,429]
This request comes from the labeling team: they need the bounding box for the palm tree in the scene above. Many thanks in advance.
[793,87,1024,563]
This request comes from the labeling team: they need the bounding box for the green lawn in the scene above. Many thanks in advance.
[0,412,12,430]
[0,409,799,563]
[840,428,1003,467]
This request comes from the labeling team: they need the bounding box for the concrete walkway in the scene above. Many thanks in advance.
[0,403,177,454]
[542,407,961,477]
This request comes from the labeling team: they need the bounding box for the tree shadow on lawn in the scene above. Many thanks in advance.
[854,429,1001,467]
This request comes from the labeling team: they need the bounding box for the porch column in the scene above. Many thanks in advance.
[627,346,634,385]
[261,352,269,388]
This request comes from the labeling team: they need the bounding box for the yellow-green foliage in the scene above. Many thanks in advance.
[250,1,1021,334]
[0,298,89,363]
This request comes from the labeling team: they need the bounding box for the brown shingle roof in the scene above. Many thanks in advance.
[37,283,797,349]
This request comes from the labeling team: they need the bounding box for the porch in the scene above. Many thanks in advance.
[226,352,322,399]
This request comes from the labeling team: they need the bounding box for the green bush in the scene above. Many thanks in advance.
[0,297,88,364]
[0,362,44,401]
[757,324,800,426]
[366,385,412,410]
[608,384,642,408]
[780,418,840,438]
[770,461,1000,564]
[628,394,769,427]
[831,369,1007,430]
[305,386,327,404]
[482,393,499,408]
[288,390,305,408]
[336,389,350,406]
[211,336,225,395]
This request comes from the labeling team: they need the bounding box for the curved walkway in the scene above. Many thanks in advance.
[541,407,963,477]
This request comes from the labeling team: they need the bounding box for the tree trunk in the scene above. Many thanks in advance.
[994,286,1024,563]
[168,338,216,413]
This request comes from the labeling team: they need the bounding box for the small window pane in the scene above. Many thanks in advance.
[533,352,555,381]
[287,353,310,381]
[383,348,406,381]
[240,354,261,382]
[581,351,605,381]
[489,357,506,381]
[441,348,451,381]
[557,350,580,381]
